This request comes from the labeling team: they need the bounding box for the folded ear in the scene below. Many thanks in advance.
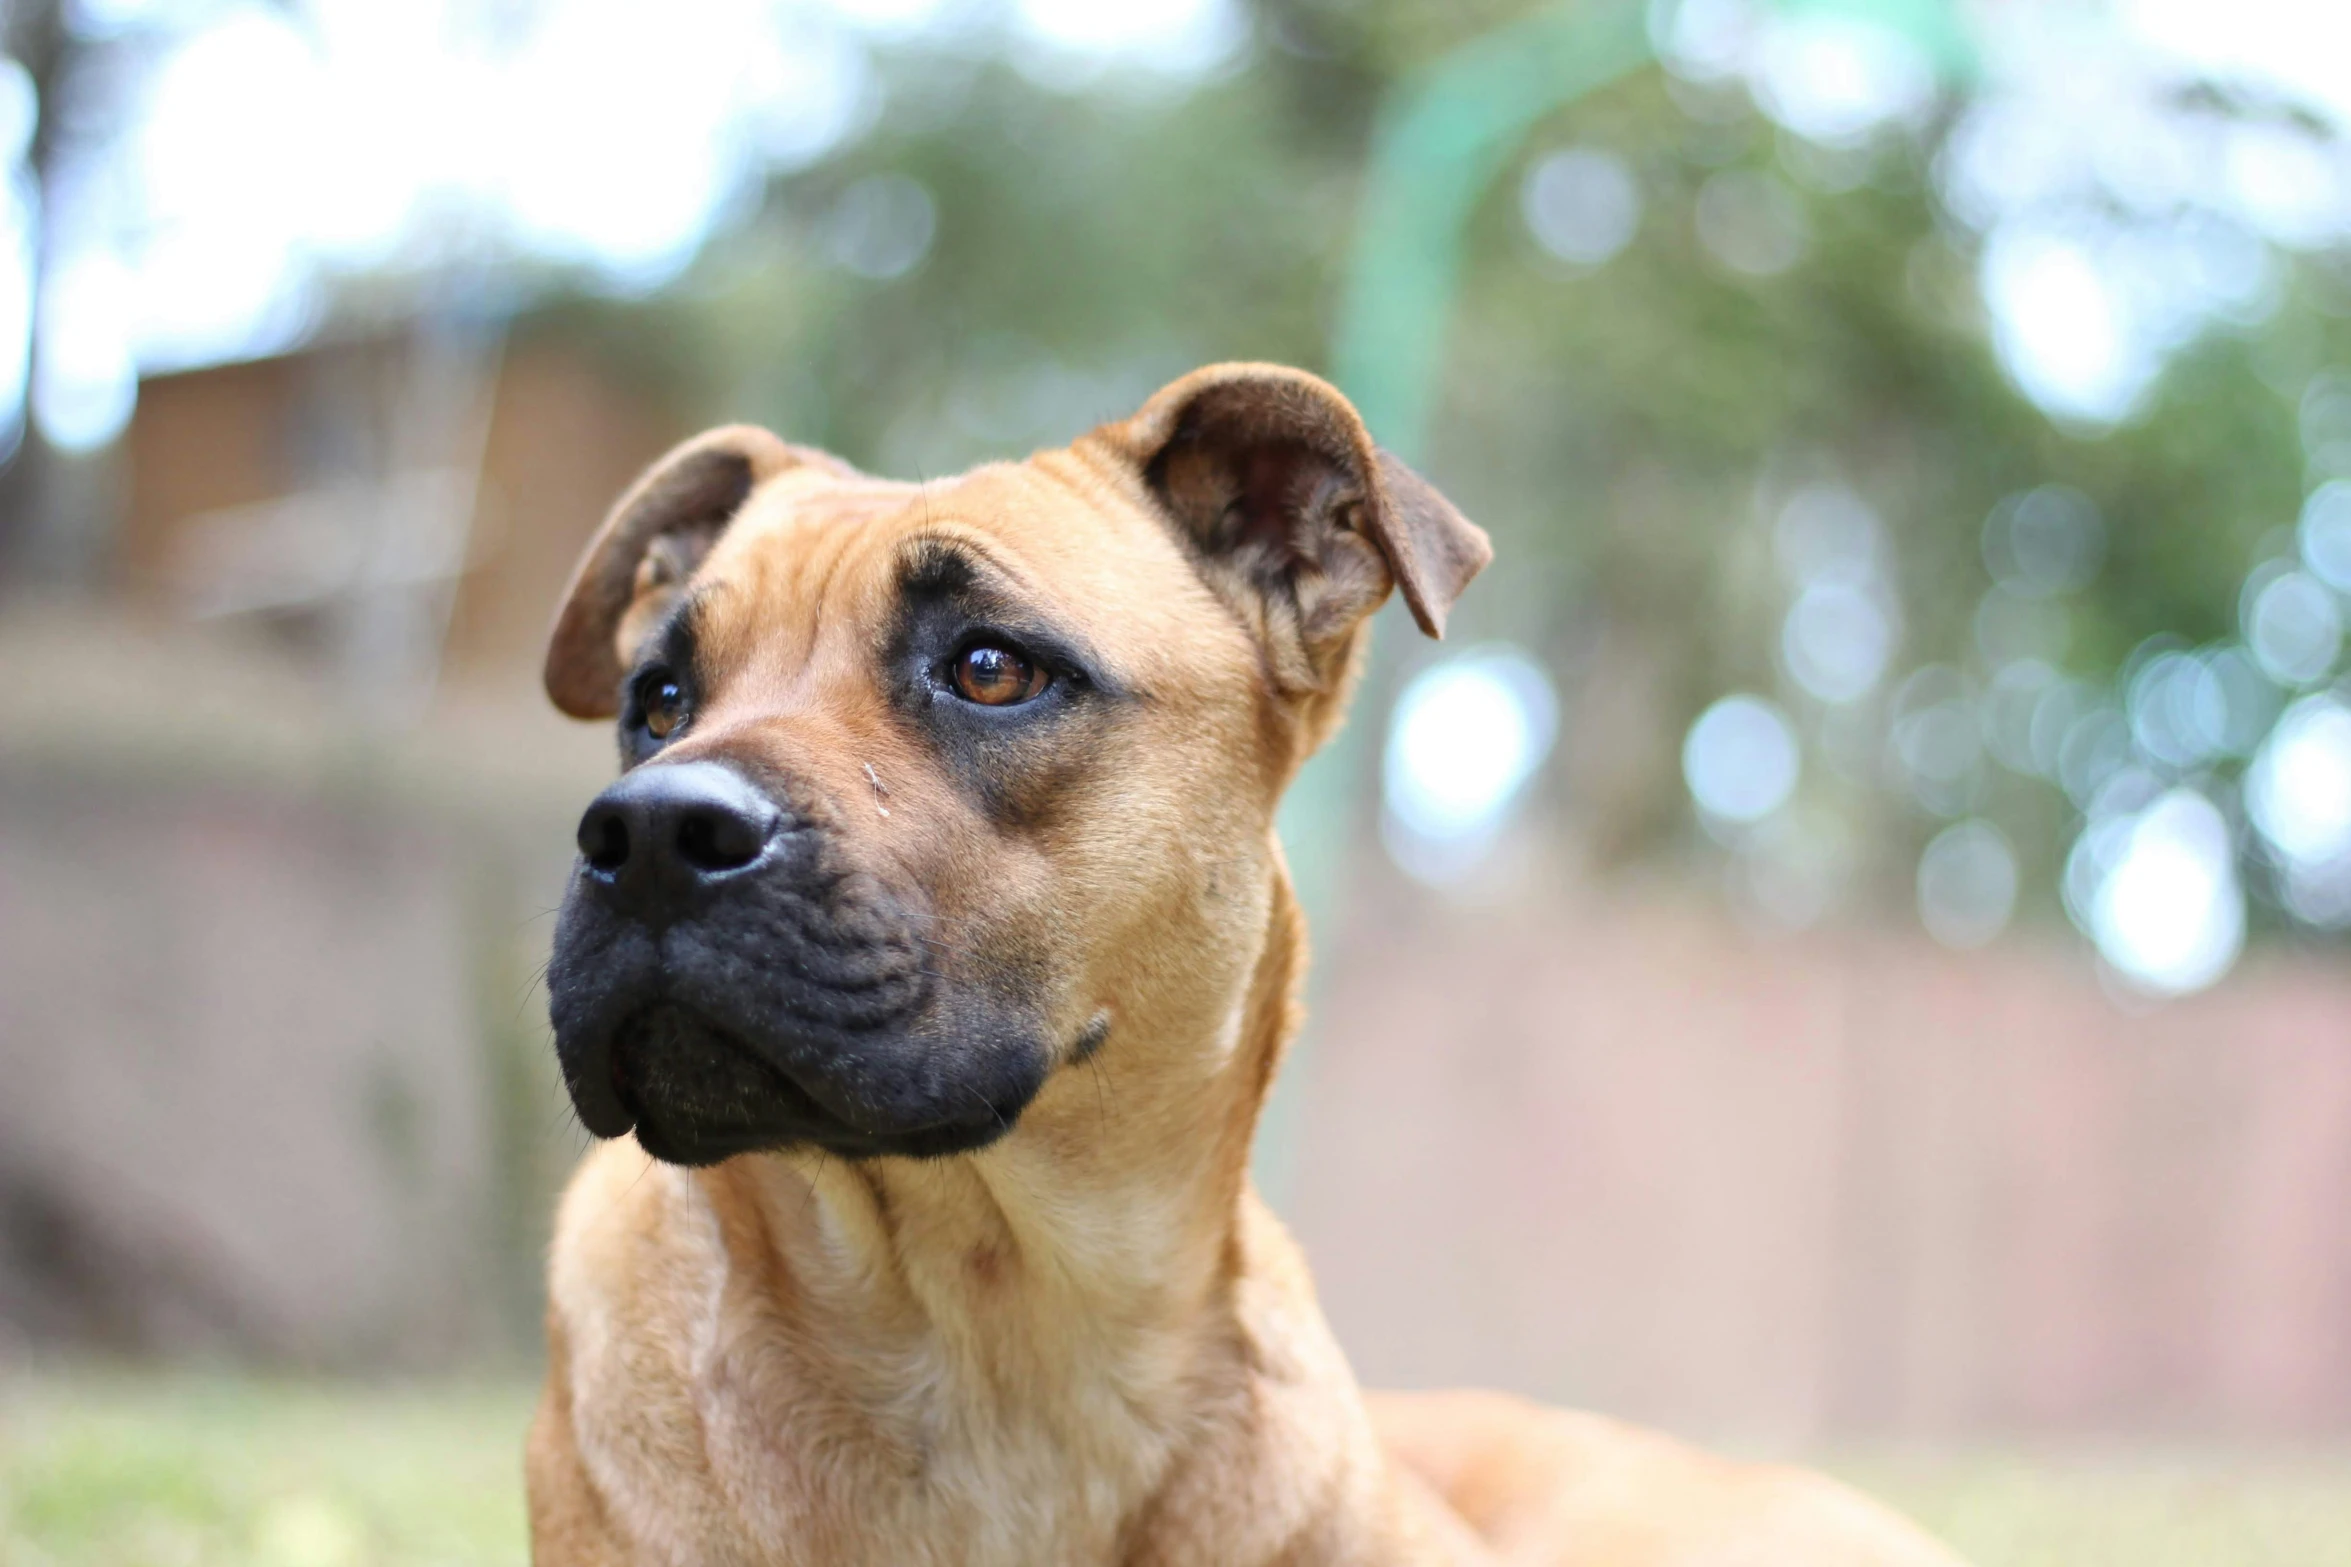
[1103,364,1491,694]
[543,426,852,719]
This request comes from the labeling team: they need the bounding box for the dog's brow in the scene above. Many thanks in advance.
[898,535,1034,602]
[644,585,711,677]
[894,536,1124,695]
[893,538,1056,633]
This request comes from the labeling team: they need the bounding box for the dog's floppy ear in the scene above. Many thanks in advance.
[1105,363,1491,693]
[544,426,850,719]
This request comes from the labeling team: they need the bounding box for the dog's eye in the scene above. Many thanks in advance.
[951,643,1047,707]
[642,677,690,740]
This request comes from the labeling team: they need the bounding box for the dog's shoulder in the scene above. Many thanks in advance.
[537,1142,757,1559]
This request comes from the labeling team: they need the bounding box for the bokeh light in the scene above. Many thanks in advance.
[1981,230,2144,424]
[1982,658,2057,774]
[1773,481,1900,704]
[1773,480,1881,583]
[2056,702,2132,809]
[2124,645,2229,769]
[1011,0,1245,80]
[1382,646,1559,884]
[1520,148,1641,269]
[2299,482,2351,591]
[1782,579,1896,704]
[1748,12,1934,146]
[2302,372,2351,478]
[2077,788,2246,995]
[1917,819,2019,949]
[2242,565,2344,687]
[2248,694,2351,873]
[821,174,938,280]
[1683,693,1799,825]
[1889,665,1983,817]
[1983,485,2104,598]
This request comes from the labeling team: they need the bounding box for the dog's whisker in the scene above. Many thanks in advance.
[958,1078,1010,1135]
[619,1150,658,1202]
[1086,1053,1113,1137]
[509,958,555,1027]
[792,1149,826,1227]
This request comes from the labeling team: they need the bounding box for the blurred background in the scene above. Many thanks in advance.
[5,0,2351,1560]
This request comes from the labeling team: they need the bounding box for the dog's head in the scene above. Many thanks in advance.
[541,364,1489,1166]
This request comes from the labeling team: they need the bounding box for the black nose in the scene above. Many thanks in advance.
[576,761,782,915]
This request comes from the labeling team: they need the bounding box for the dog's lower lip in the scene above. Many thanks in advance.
[605,1004,870,1144]
[561,1036,637,1139]
[606,1056,636,1132]
[594,1011,1020,1160]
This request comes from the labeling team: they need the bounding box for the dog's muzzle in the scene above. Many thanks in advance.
[546,760,1045,1166]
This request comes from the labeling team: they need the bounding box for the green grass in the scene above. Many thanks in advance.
[7,1371,2351,1565]
[0,1373,533,1567]
[1838,1450,2351,1567]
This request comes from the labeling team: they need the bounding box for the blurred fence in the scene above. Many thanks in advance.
[1294,865,2351,1441]
[0,321,684,1364]
[0,613,604,1365]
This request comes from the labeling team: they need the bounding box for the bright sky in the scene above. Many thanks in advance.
[2,0,1245,451]
[2124,0,2351,130]
[3,0,2349,448]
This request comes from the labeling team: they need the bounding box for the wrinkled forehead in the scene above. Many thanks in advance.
[684,454,1232,678]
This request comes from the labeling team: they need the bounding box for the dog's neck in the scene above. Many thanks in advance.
[697,854,1304,1446]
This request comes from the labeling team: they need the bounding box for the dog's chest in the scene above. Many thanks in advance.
[564,1195,1192,1566]
[591,1330,1182,1567]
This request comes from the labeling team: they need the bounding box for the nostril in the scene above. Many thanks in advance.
[578,763,777,897]
[580,809,631,873]
[673,806,767,873]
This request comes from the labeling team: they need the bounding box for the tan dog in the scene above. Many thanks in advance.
[527,364,1966,1566]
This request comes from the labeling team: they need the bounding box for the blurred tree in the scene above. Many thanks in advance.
[0,0,69,580]
[0,0,304,586]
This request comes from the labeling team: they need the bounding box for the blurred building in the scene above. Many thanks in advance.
[117,324,686,713]
[0,325,684,1364]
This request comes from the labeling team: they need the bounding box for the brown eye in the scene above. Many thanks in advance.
[642,678,689,740]
[951,643,1046,706]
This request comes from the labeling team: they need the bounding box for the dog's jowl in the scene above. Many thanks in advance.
[527,364,1967,1566]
